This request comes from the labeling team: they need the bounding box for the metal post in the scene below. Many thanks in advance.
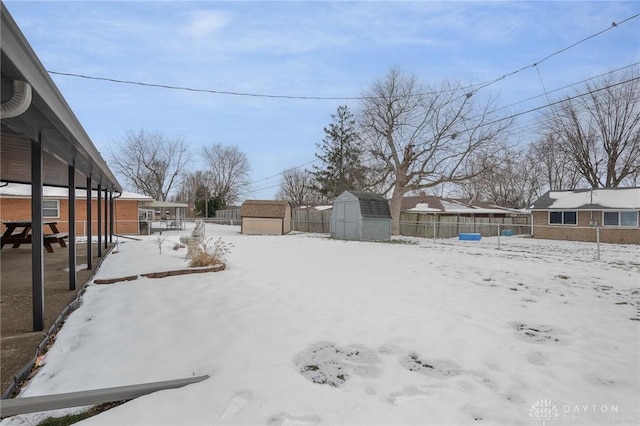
[31,134,45,331]
[97,183,102,257]
[433,216,436,240]
[109,191,114,243]
[86,177,92,270]
[68,164,77,291]
[104,189,108,250]
[497,224,501,251]
[596,226,601,260]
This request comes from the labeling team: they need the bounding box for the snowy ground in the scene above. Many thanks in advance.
[2,224,639,426]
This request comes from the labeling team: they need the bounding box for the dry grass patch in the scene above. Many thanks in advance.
[188,237,233,268]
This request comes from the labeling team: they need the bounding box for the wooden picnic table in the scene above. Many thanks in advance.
[1,220,68,253]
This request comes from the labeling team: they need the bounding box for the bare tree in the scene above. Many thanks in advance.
[173,170,211,216]
[456,146,544,209]
[277,168,320,207]
[359,67,511,234]
[528,135,584,191]
[202,144,250,207]
[543,70,640,188]
[110,130,191,201]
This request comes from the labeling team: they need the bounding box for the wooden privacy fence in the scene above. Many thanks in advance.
[291,209,332,233]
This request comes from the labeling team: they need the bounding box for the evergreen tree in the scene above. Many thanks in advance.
[312,105,368,198]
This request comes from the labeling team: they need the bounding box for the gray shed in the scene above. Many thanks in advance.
[331,190,391,241]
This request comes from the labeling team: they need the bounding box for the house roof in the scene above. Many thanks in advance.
[530,188,640,210]
[402,195,522,215]
[240,200,290,218]
[341,190,391,219]
[0,182,152,201]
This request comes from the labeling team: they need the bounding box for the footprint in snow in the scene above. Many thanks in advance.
[218,390,252,421]
[400,352,461,378]
[387,385,432,406]
[267,413,321,426]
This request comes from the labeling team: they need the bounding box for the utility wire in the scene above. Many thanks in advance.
[368,76,640,160]
[46,13,639,101]
[249,159,318,185]
[492,62,639,114]
[469,14,639,94]
[250,69,639,190]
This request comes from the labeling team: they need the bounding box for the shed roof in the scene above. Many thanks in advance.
[530,188,640,210]
[342,191,391,219]
[241,200,290,218]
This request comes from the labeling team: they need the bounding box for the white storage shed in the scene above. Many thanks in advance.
[331,190,391,241]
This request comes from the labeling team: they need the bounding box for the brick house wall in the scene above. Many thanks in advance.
[532,210,640,244]
[1,196,142,235]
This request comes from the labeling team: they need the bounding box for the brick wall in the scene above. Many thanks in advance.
[532,211,640,244]
[1,197,141,235]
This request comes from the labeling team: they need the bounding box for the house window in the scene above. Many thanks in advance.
[43,200,59,218]
[603,211,638,227]
[549,211,577,225]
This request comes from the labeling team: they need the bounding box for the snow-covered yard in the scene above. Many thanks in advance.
[2,224,639,425]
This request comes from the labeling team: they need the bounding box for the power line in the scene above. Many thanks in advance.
[249,159,318,185]
[469,13,640,94]
[492,62,639,115]
[46,12,639,102]
[369,76,640,159]
[253,69,639,192]
[47,71,366,100]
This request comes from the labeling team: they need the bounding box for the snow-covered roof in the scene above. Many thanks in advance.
[530,188,640,210]
[407,202,440,212]
[404,196,523,215]
[0,183,153,201]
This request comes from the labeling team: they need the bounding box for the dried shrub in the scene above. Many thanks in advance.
[188,237,233,268]
[172,243,186,250]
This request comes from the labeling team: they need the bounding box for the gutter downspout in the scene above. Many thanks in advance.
[1,80,32,119]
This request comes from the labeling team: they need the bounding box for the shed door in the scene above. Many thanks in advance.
[338,201,359,240]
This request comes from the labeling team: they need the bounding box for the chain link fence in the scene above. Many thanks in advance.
[406,222,639,264]
[288,213,639,264]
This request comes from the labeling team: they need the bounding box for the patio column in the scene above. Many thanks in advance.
[31,133,45,331]
[97,183,102,257]
[109,192,114,243]
[68,164,76,291]
[104,188,108,250]
[86,177,92,270]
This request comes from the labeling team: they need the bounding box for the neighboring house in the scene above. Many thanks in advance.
[401,194,526,218]
[529,187,640,244]
[240,200,291,235]
[331,190,391,241]
[400,194,530,238]
[0,183,153,235]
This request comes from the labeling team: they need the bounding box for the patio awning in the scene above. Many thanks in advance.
[0,3,120,192]
[142,201,189,209]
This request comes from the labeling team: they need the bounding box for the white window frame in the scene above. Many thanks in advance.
[43,199,60,218]
[602,210,639,227]
[548,210,577,225]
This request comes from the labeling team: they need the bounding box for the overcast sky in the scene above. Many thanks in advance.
[5,1,639,199]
